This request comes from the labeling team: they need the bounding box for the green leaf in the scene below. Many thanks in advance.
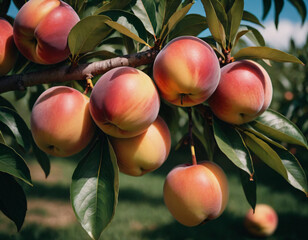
[94,0,132,14]
[213,117,254,177]
[273,147,308,195]
[288,0,307,24]
[105,20,149,47]
[0,172,27,231]
[103,10,149,45]
[233,46,304,64]
[0,96,15,110]
[262,0,272,20]
[68,15,113,58]
[0,143,32,186]
[131,0,157,37]
[243,25,265,46]
[71,136,119,240]
[0,131,5,144]
[201,0,226,48]
[168,14,208,40]
[242,10,265,28]
[0,107,32,152]
[232,29,250,48]
[160,2,193,44]
[240,169,256,211]
[251,109,308,149]
[228,0,244,43]
[31,136,50,178]
[274,0,284,28]
[243,131,288,180]
[158,0,182,33]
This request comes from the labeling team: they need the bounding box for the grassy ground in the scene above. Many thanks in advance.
[0,147,307,240]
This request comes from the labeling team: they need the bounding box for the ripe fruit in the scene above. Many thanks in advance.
[163,161,229,227]
[31,86,95,157]
[13,0,80,64]
[244,204,278,237]
[0,18,18,76]
[89,66,160,138]
[153,36,221,107]
[110,116,171,176]
[208,60,273,124]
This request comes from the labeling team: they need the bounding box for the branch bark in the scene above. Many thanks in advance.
[0,49,159,94]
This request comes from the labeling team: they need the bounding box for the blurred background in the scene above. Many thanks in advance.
[1,0,308,239]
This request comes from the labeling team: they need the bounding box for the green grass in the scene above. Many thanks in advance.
[0,148,307,240]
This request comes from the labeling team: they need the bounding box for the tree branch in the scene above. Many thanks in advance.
[0,49,159,94]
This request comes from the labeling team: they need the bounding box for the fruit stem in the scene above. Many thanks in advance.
[83,74,94,95]
[188,107,197,165]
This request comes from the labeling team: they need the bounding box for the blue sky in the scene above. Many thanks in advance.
[8,0,308,49]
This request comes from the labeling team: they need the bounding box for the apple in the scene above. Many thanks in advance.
[89,66,160,138]
[153,36,221,107]
[244,204,278,237]
[0,18,18,76]
[13,0,80,64]
[208,60,273,124]
[110,116,171,176]
[31,86,95,157]
[163,161,229,227]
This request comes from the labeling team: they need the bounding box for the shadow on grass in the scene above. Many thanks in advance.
[24,182,70,201]
[119,187,164,206]
[141,210,307,240]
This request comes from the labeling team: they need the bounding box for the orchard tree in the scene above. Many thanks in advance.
[0,0,307,239]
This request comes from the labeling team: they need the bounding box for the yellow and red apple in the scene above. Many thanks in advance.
[153,36,221,107]
[163,161,229,226]
[31,86,95,157]
[208,60,273,125]
[13,0,80,64]
[0,18,18,76]
[110,116,171,176]
[244,204,278,237]
[89,66,160,138]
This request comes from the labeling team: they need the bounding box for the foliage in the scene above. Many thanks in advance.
[0,0,307,239]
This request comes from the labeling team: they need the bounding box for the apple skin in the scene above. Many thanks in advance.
[244,204,278,237]
[13,0,80,64]
[110,116,171,176]
[89,66,160,138]
[208,60,273,125]
[163,161,229,227]
[153,36,221,107]
[0,18,18,76]
[31,86,95,157]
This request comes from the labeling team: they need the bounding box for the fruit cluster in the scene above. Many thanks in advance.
[1,0,274,229]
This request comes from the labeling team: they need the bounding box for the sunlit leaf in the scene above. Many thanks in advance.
[243,131,288,180]
[131,0,157,37]
[71,136,119,240]
[0,143,32,186]
[250,110,308,149]
[201,0,226,48]
[233,46,304,64]
[0,172,27,231]
[228,0,244,43]
[94,0,132,14]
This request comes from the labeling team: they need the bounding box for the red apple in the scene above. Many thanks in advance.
[110,116,171,176]
[163,161,229,226]
[153,36,221,107]
[31,86,95,157]
[208,60,273,124]
[0,18,18,76]
[89,66,160,138]
[13,0,80,64]
[244,204,278,237]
